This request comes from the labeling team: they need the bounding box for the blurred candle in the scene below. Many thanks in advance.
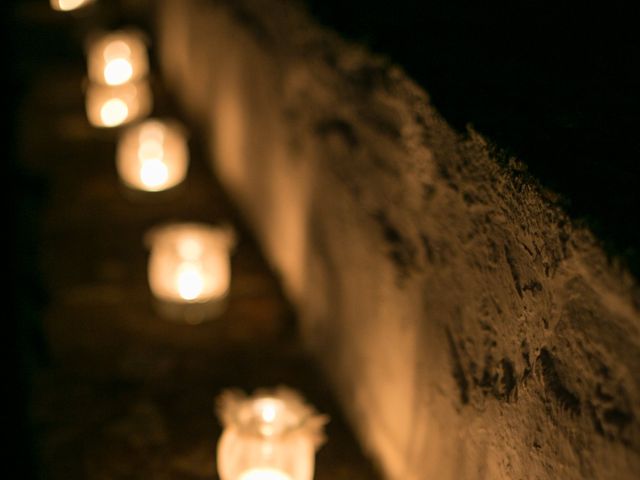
[116,118,189,192]
[50,0,94,11]
[216,388,328,480]
[145,223,236,323]
[239,469,291,480]
[85,80,152,128]
[87,29,149,86]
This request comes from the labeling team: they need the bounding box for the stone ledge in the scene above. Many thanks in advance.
[155,0,640,478]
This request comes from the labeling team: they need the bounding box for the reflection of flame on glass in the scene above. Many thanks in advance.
[51,0,93,11]
[104,40,131,59]
[138,139,164,160]
[139,121,166,142]
[100,98,129,127]
[178,237,203,260]
[176,263,204,300]
[238,469,292,480]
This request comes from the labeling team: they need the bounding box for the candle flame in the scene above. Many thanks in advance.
[53,0,90,11]
[238,468,291,480]
[140,158,169,189]
[100,98,129,127]
[261,403,277,423]
[104,58,134,86]
[176,263,204,300]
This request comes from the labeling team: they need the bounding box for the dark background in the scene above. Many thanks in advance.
[5,2,125,477]
[7,0,43,477]
[7,0,640,478]
[307,0,640,276]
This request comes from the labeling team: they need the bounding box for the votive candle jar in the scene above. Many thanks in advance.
[216,387,328,480]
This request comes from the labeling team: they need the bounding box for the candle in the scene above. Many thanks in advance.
[145,222,235,323]
[85,80,152,128]
[87,30,149,86]
[239,468,292,480]
[116,119,189,192]
[216,388,328,480]
[50,0,94,11]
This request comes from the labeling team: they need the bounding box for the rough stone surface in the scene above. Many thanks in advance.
[156,0,640,479]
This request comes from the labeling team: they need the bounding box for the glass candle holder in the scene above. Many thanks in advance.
[87,29,149,86]
[85,80,152,128]
[116,118,189,192]
[50,0,94,11]
[216,387,328,480]
[145,222,236,323]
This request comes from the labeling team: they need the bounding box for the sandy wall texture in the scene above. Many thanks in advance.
[154,0,640,478]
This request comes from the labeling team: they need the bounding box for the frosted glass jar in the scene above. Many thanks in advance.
[87,29,149,86]
[216,388,328,480]
[145,222,236,323]
[85,80,152,128]
[116,118,189,192]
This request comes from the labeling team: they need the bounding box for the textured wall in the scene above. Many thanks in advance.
[155,0,640,478]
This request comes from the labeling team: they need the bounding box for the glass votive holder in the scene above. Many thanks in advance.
[145,222,236,324]
[116,118,189,193]
[87,29,149,86]
[85,79,152,128]
[50,0,95,11]
[216,387,328,480]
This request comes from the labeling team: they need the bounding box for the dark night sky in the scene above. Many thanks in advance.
[306,0,640,276]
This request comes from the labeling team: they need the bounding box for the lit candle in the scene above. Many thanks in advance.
[87,30,149,86]
[145,222,236,323]
[85,80,152,128]
[116,119,189,192]
[50,0,94,11]
[239,468,292,480]
[216,388,328,480]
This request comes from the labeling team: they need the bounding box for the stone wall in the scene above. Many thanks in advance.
[154,0,640,478]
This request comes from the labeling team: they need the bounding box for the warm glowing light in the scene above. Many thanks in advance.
[87,29,149,86]
[116,118,189,191]
[100,98,129,127]
[178,237,203,260]
[104,39,131,59]
[138,139,164,160]
[239,469,292,480]
[216,388,327,480]
[145,223,236,323]
[139,121,166,142]
[104,58,134,85]
[176,263,204,300]
[139,158,169,189]
[85,81,152,128]
[51,0,94,11]
[261,402,277,423]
